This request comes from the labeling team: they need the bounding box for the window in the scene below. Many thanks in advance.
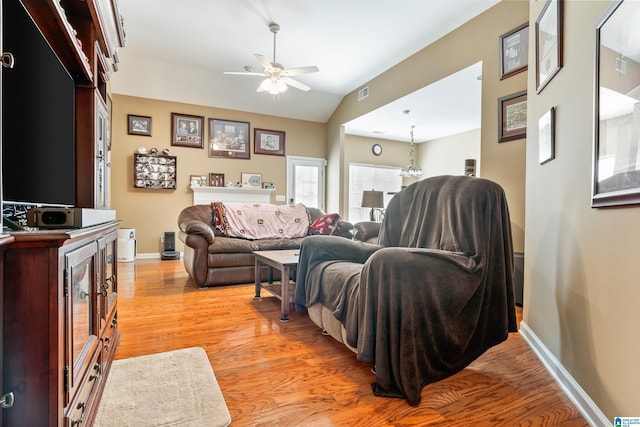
[348,164,403,223]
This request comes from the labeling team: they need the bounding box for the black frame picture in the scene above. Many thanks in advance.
[499,22,529,80]
[538,107,555,165]
[171,113,204,148]
[208,118,250,159]
[592,0,640,207]
[535,0,564,93]
[254,128,285,156]
[498,90,527,143]
[127,114,152,136]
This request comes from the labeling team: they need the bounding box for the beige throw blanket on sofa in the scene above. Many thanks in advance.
[214,202,310,240]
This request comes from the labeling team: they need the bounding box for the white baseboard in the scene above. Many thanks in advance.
[519,321,609,427]
[134,252,183,260]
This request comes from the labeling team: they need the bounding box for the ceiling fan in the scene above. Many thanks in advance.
[224,22,319,94]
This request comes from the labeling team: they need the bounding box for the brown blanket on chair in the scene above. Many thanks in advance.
[295,175,517,405]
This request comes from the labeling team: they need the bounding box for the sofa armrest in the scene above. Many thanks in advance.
[335,220,354,239]
[353,221,381,243]
[178,218,215,244]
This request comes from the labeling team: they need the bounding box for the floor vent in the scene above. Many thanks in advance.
[358,86,369,101]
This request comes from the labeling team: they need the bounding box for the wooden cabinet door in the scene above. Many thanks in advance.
[64,241,100,405]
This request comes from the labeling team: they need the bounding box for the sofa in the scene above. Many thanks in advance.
[295,175,517,405]
[178,203,353,287]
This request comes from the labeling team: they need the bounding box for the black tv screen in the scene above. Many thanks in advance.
[2,0,76,207]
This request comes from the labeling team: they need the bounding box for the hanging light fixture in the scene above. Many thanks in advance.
[400,125,423,177]
[259,77,287,95]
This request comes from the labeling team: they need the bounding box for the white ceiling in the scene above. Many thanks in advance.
[115,0,499,142]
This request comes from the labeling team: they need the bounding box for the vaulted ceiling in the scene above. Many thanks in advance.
[114,0,499,142]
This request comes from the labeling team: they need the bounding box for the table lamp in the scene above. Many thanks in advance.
[361,190,384,221]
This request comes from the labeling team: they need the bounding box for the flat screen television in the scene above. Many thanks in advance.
[2,0,76,207]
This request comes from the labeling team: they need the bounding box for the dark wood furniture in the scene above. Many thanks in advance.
[1,0,124,425]
[3,222,120,426]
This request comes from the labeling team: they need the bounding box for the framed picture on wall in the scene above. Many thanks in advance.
[254,128,285,156]
[538,107,555,165]
[498,90,527,142]
[535,0,564,93]
[171,113,204,148]
[499,22,529,79]
[127,114,152,136]
[208,118,250,159]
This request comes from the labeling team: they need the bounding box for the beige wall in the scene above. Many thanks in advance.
[418,128,481,178]
[326,0,528,252]
[111,94,325,253]
[524,0,639,419]
[344,134,412,170]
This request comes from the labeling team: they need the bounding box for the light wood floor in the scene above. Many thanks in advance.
[115,259,588,426]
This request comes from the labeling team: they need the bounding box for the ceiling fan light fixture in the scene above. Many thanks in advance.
[260,77,287,95]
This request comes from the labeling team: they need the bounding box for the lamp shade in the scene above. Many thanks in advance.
[361,190,384,208]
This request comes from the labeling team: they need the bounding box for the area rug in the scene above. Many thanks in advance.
[94,347,231,427]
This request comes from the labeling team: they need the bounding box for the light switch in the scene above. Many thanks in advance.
[275,195,285,202]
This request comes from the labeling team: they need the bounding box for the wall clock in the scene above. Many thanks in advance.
[372,144,382,156]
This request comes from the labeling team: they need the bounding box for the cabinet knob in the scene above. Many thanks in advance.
[1,52,15,69]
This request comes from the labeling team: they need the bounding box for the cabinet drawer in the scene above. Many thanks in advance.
[66,349,102,427]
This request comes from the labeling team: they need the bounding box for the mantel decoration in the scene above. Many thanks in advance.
[208,119,250,159]
[399,125,423,177]
[592,0,640,207]
[171,113,204,148]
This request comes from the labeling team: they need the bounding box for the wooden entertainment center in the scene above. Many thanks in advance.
[1,0,125,425]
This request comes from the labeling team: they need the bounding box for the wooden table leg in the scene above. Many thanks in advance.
[280,265,291,322]
[254,259,262,298]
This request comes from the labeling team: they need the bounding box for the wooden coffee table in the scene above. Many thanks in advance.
[253,249,300,321]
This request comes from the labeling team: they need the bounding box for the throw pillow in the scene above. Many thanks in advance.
[309,213,342,235]
[210,202,228,236]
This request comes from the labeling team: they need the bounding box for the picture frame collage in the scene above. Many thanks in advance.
[127,112,287,190]
[497,0,564,173]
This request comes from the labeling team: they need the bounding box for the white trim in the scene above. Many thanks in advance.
[131,252,183,260]
[519,321,609,427]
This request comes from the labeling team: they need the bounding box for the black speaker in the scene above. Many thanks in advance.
[161,232,180,260]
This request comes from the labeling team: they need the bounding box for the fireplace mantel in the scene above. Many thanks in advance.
[190,186,274,205]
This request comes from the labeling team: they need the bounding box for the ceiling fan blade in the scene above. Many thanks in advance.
[281,66,319,77]
[223,71,266,76]
[255,54,273,71]
[282,76,311,92]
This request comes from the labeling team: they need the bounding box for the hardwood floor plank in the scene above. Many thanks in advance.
[114,259,588,426]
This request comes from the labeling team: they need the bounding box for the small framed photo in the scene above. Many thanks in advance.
[499,22,529,80]
[171,113,204,148]
[128,114,152,136]
[241,172,262,189]
[209,173,225,187]
[189,175,207,187]
[538,107,555,165]
[254,128,285,156]
[208,118,250,159]
[535,0,563,93]
[498,90,527,143]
